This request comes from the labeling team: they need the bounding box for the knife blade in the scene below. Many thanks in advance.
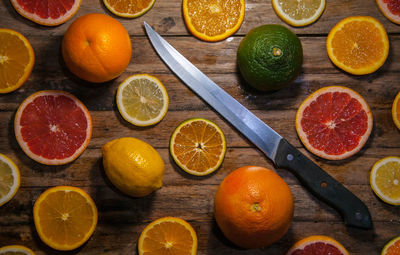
[144,22,372,229]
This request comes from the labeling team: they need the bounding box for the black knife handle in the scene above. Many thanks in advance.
[274,139,372,229]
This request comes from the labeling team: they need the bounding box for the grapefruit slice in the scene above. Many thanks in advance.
[286,235,349,255]
[296,86,373,160]
[376,0,400,25]
[14,90,92,165]
[10,0,81,26]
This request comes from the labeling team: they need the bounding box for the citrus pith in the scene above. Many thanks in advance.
[376,0,400,25]
[0,154,20,207]
[0,245,36,255]
[286,235,349,255]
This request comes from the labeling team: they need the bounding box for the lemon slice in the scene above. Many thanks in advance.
[272,0,326,27]
[116,74,169,126]
[370,156,400,205]
[170,118,226,176]
[0,153,20,207]
[0,245,35,255]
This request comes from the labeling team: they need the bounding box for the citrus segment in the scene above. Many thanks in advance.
[377,0,400,25]
[116,74,169,126]
[0,245,36,255]
[103,0,155,18]
[138,217,197,255]
[370,156,400,205]
[170,118,226,176]
[33,186,98,251]
[382,236,400,255]
[272,0,326,27]
[327,16,389,75]
[14,90,92,165]
[286,235,349,255]
[183,0,245,42]
[0,154,20,207]
[0,29,34,94]
[296,86,373,160]
[392,91,400,130]
[10,0,81,26]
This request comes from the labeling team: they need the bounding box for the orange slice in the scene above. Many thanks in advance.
[0,29,34,94]
[170,118,226,176]
[376,0,400,25]
[370,156,400,205]
[272,0,326,27]
[327,16,389,75]
[103,0,155,18]
[296,86,373,160]
[0,245,35,255]
[33,186,98,251]
[138,217,197,255]
[183,0,245,42]
[392,91,400,130]
[382,236,400,255]
[14,90,92,165]
[0,154,20,207]
[286,235,349,255]
[10,0,81,26]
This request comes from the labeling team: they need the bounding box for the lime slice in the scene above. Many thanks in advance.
[0,153,20,207]
[272,0,326,27]
[116,74,169,126]
[370,156,400,205]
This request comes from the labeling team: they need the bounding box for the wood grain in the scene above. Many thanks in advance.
[1,0,400,254]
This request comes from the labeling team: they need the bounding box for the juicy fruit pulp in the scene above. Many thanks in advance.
[377,0,400,24]
[392,91,400,130]
[287,236,349,255]
[103,0,155,18]
[382,236,400,255]
[0,29,34,93]
[170,118,226,176]
[296,86,372,160]
[237,24,303,91]
[14,91,92,165]
[370,157,400,205]
[272,0,326,27]
[0,154,20,207]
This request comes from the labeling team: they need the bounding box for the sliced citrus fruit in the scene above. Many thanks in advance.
[327,16,389,75]
[382,236,400,255]
[272,0,326,27]
[14,90,92,165]
[103,0,155,18]
[377,0,400,25]
[0,29,34,94]
[33,186,98,251]
[296,86,373,160]
[286,235,349,255]
[182,0,245,42]
[370,156,400,205]
[392,91,400,130]
[0,154,20,207]
[0,245,35,255]
[10,0,81,26]
[138,217,197,255]
[116,74,168,127]
[170,118,226,176]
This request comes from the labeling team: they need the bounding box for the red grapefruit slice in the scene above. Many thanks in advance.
[286,235,349,255]
[296,86,373,160]
[14,90,92,165]
[10,0,81,26]
[377,0,400,25]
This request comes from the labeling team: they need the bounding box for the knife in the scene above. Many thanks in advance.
[144,22,372,229]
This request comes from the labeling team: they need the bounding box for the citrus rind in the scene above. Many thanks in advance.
[103,0,155,18]
[14,90,92,165]
[381,236,400,255]
[326,16,389,75]
[370,156,400,205]
[295,86,373,160]
[0,245,36,254]
[138,217,197,255]
[0,28,35,94]
[392,91,400,130]
[170,118,226,176]
[286,235,349,255]
[33,186,98,251]
[116,74,169,127]
[376,0,400,25]
[0,154,20,207]
[272,0,326,27]
[182,0,245,42]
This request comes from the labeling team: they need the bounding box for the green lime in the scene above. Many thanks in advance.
[237,24,303,91]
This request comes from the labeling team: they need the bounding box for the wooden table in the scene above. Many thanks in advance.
[1,0,400,254]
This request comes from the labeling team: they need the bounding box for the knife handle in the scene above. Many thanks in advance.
[274,139,372,229]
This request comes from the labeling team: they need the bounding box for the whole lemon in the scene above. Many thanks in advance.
[102,137,165,197]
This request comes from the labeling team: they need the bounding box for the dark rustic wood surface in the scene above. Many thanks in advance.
[1,0,400,254]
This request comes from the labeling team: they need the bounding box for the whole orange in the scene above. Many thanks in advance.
[62,13,132,83]
[214,166,294,249]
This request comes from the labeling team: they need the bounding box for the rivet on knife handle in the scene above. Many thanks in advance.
[274,139,372,229]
